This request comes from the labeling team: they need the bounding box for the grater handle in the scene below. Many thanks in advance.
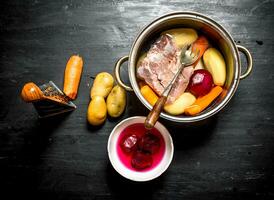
[21,82,44,102]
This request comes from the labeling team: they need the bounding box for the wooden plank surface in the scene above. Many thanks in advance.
[0,0,274,199]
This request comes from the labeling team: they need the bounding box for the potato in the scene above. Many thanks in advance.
[203,48,226,86]
[137,53,147,67]
[107,85,126,117]
[194,59,205,71]
[90,72,114,98]
[161,28,198,49]
[87,96,107,126]
[164,92,196,115]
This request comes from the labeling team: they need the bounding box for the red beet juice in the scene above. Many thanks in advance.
[117,123,165,172]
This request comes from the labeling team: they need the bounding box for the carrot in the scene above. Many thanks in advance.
[63,55,83,100]
[140,84,159,106]
[184,86,223,116]
[21,82,44,102]
[192,36,209,66]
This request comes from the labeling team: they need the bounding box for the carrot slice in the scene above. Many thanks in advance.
[192,36,209,66]
[184,86,223,116]
[140,84,159,106]
[63,55,83,100]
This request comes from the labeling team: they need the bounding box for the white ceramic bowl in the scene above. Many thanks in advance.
[107,116,174,182]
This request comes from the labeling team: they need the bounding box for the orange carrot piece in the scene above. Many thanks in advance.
[138,81,146,88]
[140,84,159,106]
[21,82,44,102]
[63,55,83,100]
[192,36,209,66]
[184,86,223,116]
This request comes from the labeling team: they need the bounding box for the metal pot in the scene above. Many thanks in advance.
[114,11,253,123]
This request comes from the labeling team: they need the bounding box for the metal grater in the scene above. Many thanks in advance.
[33,81,76,118]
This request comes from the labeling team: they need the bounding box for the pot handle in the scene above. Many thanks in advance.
[237,45,253,80]
[114,56,134,91]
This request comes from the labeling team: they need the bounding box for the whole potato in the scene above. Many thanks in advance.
[90,72,114,98]
[203,48,226,86]
[161,28,198,49]
[107,85,126,118]
[164,92,196,115]
[87,96,107,126]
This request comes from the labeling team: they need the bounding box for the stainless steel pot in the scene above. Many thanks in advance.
[114,11,253,123]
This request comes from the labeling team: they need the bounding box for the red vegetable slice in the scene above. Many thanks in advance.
[120,134,139,154]
[138,133,160,154]
[131,151,153,170]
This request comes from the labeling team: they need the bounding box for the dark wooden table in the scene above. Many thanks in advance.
[1,0,274,199]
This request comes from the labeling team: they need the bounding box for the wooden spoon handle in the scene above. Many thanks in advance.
[145,96,167,129]
[21,82,44,102]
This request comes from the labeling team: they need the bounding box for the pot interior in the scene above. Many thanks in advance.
[129,12,239,122]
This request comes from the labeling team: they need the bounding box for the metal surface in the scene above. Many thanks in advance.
[115,11,253,123]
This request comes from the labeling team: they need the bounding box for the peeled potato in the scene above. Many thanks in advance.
[194,59,205,71]
[107,85,126,117]
[90,72,114,98]
[203,48,226,86]
[87,96,107,126]
[137,53,147,67]
[164,92,196,115]
[161,28,198,48]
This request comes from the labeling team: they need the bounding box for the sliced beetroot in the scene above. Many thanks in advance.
[138,133,160,154]
[119,134,139,154]
[131,151,153,170]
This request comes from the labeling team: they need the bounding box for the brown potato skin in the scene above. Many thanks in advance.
[90,72,114,98]
[87,96,107,125]
[106,85,126,118]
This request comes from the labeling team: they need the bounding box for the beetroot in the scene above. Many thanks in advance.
[131,151,153,170]
[138,133,160,154]
[120,134,138,154]
[188,69,213,97]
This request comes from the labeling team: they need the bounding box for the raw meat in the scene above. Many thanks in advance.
[137,34,194,103]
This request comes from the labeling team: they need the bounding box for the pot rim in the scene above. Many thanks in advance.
[128,11,240,123]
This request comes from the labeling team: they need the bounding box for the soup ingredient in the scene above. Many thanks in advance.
[192,36,210,66]
[138,133,160,154]
[203,48,226,86]
[188,69,213,97]
[131,151,153,170]
[184,86,223,116]
[120,134,139,154]
[106,85,126,117]
[164,92,196,115]
[117,123,165,171]
[137,34,194,103]
[194,59,205,70]
[137,35,178,95]
[161,28,198,49]
[63,55,83,100]
[87,96,107,125]
[140,84,159,106]
[90,72,114,98]
[168,66,194,103]
[137,53,147,67]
